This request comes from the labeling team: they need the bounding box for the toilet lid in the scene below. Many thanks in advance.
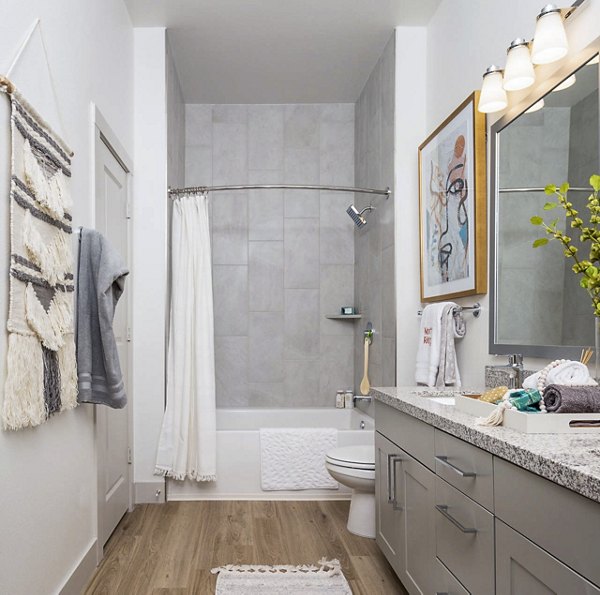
[326,445,375,470]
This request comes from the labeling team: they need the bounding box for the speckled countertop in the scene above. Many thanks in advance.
[371,386,600,504]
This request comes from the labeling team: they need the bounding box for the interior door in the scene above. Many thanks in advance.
[94,128,131,549]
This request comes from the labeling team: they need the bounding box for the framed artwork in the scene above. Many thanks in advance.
[418,91,487,302]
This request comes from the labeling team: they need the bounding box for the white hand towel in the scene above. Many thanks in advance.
[415,303,447,386]
[436,303,462,388]
[523,360,597,389]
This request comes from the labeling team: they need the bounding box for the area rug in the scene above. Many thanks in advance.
[1,86,77,430]
[211,558,352,594]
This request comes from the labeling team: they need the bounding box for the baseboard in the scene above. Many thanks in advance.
[59,540,97,595]
[134,479,166,503]
[168,493,353,502]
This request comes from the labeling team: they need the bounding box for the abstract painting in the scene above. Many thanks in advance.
[418,92,487,301]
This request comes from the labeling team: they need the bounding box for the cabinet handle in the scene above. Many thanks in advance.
[435,455,476,477]
[387,454,403,505]
[436,592,449,595]
[435,504,478,534]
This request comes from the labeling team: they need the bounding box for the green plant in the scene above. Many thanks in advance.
[530,174,600,316]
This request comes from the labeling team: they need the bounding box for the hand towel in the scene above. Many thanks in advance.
[436,303,462,388]
[415,303,446,386]
[76,228,129,408]
[523,360,597,390]
[543,384,600,413]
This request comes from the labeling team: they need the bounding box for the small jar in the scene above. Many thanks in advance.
[344,389,354,409]
[336,390,345,409]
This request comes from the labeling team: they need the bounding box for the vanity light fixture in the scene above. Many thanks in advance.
[525,98,545,113]
[504,39,536,91]
[531,4,569,65]
[588,55,599,65]
[478,66,508,114]
[553,73,576,91]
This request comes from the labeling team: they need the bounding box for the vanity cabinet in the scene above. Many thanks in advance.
[495,519,600,595]
[374,400,600,595]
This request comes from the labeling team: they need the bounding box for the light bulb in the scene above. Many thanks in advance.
[526,98,545,113]
[531,5,568,65]
[478,66,508,114]
[553,74,576,92]
[504,39,535,91]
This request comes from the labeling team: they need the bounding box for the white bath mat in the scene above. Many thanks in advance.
[260,427,338,490]
[211,559,352,594]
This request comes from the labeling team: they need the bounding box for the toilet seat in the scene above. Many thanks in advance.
[325,445,375,470]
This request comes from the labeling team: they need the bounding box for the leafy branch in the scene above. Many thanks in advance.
[530,174,600,316]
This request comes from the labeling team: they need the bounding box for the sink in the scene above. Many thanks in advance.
[428,396,456,406]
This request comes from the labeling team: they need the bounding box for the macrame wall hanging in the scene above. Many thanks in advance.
[0,22,77,430]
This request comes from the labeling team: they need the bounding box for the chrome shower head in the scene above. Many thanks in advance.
[346,204,374,228]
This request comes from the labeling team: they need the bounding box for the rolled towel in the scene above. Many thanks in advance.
[523,360,597,390]
[543,384,600,413]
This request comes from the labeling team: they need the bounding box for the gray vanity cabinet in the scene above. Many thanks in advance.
[495,519,600,595]
[374,431,404,576]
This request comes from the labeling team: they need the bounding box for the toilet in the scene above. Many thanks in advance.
[325,445,376,539]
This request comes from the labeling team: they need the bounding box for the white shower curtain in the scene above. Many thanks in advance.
[155,194,217,481]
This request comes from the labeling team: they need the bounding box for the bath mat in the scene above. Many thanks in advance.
[211,559,352,594]
[1,86,77,430]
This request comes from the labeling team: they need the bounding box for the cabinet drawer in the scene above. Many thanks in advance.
[435,476,495,595]
[496,519,600,595]
[435,558,469,595]
[494,457,600,587]
[375,401,435,470]
[434,429,494,511]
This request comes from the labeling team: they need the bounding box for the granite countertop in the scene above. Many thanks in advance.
[371,386,600,504]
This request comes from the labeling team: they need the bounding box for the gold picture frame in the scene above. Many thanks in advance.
[418,91,487,302]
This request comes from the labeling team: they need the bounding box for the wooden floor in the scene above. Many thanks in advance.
[85,500,407,595]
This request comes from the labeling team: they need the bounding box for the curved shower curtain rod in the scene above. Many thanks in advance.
[168,183,391,198]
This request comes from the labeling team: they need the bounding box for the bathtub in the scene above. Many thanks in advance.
[167,408,374,501]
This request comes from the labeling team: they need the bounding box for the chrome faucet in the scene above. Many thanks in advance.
[490,354,524,389]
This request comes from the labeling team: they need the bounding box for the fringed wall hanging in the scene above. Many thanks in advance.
[1,79,77,430]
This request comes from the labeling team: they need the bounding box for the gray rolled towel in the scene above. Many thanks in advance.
[544,384,600,413]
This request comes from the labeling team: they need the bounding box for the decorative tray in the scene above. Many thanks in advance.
[455,394,600,434]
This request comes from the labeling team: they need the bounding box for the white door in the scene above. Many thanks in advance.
[94,127,131,549]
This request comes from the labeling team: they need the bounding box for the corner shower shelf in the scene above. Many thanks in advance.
[325,314,362,320]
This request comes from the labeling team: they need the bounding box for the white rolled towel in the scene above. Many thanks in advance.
[523,360,597,389]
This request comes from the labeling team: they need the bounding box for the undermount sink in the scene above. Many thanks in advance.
[428,396,456,406]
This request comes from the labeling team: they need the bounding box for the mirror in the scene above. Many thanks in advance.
[491,53,599,358]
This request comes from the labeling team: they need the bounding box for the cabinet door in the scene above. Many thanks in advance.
[496,519,600,595]
[375,431,405,576]
[400,452,436,595]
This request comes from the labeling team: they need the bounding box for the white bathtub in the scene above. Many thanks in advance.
[167,408,374,501]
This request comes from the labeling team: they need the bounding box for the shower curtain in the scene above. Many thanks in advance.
[155,194,217,481]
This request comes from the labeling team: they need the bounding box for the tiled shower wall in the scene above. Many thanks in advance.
[354,34,396,389]
[184,104,355,407]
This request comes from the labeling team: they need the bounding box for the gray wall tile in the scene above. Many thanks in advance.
[249,382,285,407]
[249,241,284,312]
[320,265,355,336]
[320,192,355,265]
[215,336,248,406]
[185,145,212,187]
[185,104,212,147]
[248,170,283,241]
[320,121,354,186]
[249,312,284,382]
[283,148,320,217]
[248,105,284,170]
[212,192,248,265]
[285,360,320,403]
[319,335,354,405]
[213,265,248,336]
[285,289,320,360]
[284,104,320,148]
[213,122,247,185]
[284,218,319,289]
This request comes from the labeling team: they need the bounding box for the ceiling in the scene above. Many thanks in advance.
[124,0,440,103]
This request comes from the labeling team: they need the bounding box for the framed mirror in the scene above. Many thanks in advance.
[490,45,600,358]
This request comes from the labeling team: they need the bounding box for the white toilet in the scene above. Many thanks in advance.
[325,445,376,539]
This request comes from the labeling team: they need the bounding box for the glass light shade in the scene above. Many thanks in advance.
[526,98,545,113]
[478,70,508,113]
[531,10,568,65]
[553,74,576,92]
[503,42,535,91]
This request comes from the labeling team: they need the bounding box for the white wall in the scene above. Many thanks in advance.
[0,2,133,594]
[396,0,600,387]
[132,28,168,502]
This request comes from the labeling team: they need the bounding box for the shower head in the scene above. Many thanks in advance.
[346,204,374,228]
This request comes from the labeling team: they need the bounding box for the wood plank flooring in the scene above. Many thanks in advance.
[85,500,407,595]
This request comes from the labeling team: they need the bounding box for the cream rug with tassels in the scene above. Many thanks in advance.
[211,559,352,594]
